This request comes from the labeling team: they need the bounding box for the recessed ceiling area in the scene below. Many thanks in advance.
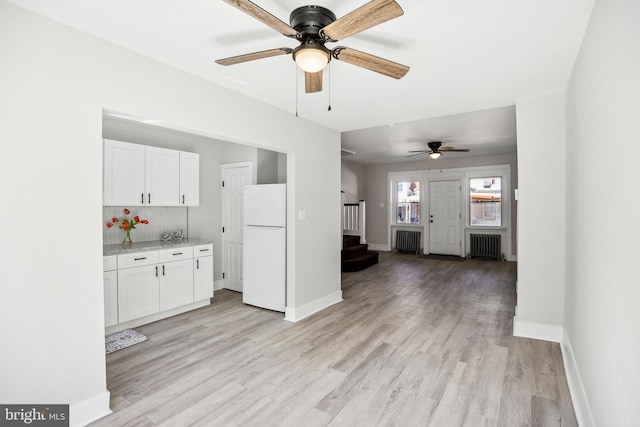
[341,105,517,164]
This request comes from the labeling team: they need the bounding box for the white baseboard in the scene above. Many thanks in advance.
[512,316,563,343]
[561,330,595,427]
[70,390,111,427]
[214,279,224,291]
[368,244,390,251]
[508,254,518,262]
[105,299,211,335]
[285,290,343,322]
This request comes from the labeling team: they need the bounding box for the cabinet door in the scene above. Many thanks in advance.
[145,146,179,206]
[180,151,199,206]
[118,265,160,322]
[103,270,118,327]
[159,259,194,311]
[194,255,214,301]
[103,139,145,206]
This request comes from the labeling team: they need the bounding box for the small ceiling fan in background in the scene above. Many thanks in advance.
[408,141,470,159]
[215,0,410,93]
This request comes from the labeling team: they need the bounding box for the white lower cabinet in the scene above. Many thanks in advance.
[103,255,118,327]
[110,243,212,331]
[159,259,194,311]
[194,244,214,301]
[117,264,160,323]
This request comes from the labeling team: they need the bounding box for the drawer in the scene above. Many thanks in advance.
[158,246,193,262]
[118,251,158,269]
[194,243,213,257]
[103,255,117,272]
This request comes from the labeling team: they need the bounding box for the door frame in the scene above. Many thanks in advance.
[428,179,463,257]
[221,161,254,292]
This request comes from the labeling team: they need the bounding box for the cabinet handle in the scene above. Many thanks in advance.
[196,259,199,269]
[148,193,151,204]
[182,195,185,204]
[134,257,147,261]
[155,266,158,277]
[173,252,183,256]
[162,265,165,276]
[199,249,209,252]
[141,193,144,204]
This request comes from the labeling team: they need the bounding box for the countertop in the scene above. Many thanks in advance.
[104,239,213,256]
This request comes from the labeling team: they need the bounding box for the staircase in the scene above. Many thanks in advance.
[342,235,379,272]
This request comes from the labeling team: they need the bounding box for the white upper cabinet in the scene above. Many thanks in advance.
[180,151,200,206]
[145,146,180,206]
[103,139,146,206]
[103,139,199,206]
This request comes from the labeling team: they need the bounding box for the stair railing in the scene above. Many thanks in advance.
[343,200,366,244]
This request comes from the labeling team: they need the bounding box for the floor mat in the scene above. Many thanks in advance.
[105,329,148,354]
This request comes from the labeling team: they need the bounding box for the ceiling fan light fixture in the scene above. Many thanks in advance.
[293,44,330,73]
[429,151,442,159]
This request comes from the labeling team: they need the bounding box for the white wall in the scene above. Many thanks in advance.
[363,153,518,255]
[0,2,340,425]
[513,93,566,340]
[564,0,640,425]
[341,159,366,203]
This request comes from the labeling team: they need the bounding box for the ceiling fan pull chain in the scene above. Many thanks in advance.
[328,64,332,112]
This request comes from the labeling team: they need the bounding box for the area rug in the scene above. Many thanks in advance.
[420,254,466,262]
[105,329,148,354]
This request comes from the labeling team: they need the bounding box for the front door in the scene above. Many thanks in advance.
[429,180,461,256]
[221,162,253,292]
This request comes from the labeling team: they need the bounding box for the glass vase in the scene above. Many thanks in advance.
[123,230,132,248]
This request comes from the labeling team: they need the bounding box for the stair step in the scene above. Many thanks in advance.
[342,250,379,272]
[343,235,361,248]
[341,244,369,260]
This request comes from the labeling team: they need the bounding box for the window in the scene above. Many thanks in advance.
[396,181,420,224]
[469,177,501,226]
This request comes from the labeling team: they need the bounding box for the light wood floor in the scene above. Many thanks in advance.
[92,252,577,427]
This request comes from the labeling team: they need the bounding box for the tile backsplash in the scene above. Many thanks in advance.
[103,206,188,245]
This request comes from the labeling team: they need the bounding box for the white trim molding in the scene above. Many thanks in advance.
[285,291,343,322]
[70,390,111,427]
[513,316,563,342]
[561,330,596,427]
[214,279,224,291]
[368,243,391,252]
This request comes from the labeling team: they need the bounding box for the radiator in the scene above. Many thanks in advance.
[395,230,421,255]
[469,234,502,260]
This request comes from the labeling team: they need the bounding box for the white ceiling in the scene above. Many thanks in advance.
[7,0,594,163]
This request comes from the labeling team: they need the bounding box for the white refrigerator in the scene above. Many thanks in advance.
[243,183,286,312]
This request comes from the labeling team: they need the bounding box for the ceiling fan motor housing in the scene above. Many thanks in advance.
[290,6,335,70]
[289,6,336,36]
[428,141,443,151]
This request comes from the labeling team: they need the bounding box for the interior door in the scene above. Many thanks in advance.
[221,162,253,292]
[429,180,461,256]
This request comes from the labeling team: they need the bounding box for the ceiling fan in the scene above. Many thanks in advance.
[215,0,410,93]
[408,141,470,159]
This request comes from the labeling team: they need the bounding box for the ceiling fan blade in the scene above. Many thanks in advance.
[321,0,404,42]
[332,47,409,79]
[406,152,427,158]
[215,47,292,66]
[305,71,323,93]
[223,0,301,38]
[408,150,430,153]
[439,147,470,152]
